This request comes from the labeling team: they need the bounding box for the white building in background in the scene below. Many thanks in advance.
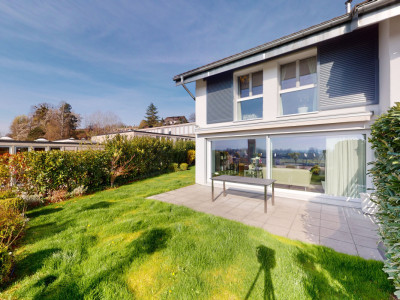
[173,0,400,206]
[91,123,195,144]
[0,137,98,154]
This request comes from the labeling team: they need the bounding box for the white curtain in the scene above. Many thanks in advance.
[306,57,317,74]
[325,137,366,198]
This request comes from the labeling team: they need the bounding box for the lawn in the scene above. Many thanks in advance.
[0,168,394,299]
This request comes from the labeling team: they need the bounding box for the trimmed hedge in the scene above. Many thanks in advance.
[369,103,400,296]
[0,135,195,197]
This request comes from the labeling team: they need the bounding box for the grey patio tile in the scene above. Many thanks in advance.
[352,234,380,248]
[348,224,379,239]
[271,210,297,221]
[242,218,265,228]
[294,215,321,226]
[320,213,347,223]
[266,216,294,229]
[320,227,354,243]
[297,209,321,220]
[320,219,350,232]
[290,221,320,235]
[301,202,322,212]
[356,245,384,261]
[263,224,290,237]
[320,237,358,256]
[228,207,252,218]
[347,219,378,230]
[288,230,319,244]
[248,211,270,223]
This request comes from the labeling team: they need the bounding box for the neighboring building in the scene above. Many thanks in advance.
[91,124,195,144]
[163,116,188,125]
[173,0,400,206]
[140,122,195,137]
[0,136,98,154]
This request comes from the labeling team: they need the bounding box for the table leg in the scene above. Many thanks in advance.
[223,181,226,196]
[272,183,275,206]
[211,179,214,202]
[264,185,267,213]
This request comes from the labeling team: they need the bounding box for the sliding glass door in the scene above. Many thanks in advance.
[270,134,366,198]
[211,138,266,178]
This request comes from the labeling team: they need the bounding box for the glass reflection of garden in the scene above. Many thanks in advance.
[212,138,266,179]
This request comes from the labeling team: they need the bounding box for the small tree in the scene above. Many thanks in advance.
[145,103,159,128]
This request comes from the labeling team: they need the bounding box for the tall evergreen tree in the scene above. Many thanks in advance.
[144,103,159,127]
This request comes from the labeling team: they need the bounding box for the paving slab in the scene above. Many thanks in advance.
[148,184,383,261]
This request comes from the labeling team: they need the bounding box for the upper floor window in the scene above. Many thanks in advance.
[280,57,317,115]
[237,71,263,120]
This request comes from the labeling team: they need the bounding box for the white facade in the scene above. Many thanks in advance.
[178,2,400,206]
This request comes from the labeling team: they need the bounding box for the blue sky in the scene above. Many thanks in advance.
[0,0,365,135]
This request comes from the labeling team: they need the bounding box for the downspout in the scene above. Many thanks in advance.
[180,76,196,101]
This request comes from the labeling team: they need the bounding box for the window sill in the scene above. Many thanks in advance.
[276,111,319,118]
[233,118,263,123]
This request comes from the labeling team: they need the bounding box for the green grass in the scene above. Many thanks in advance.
[0,168,394,299]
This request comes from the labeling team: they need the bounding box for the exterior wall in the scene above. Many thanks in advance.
[193,14,400,205]
[0,141,98,152]
[142,123,195,137]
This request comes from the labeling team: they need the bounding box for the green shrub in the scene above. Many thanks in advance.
[310,165,320,175]
[369,102,400,297]
[169,163,179,172]
[0,243,12,284]
[187,149,195,165]
[0,207,25,247]
[0,190,15,200]
[0,198,25,213]
[180,163,188,171]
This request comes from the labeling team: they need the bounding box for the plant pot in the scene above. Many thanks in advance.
[298,106,309,114]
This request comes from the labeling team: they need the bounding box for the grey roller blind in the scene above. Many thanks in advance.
[319,25,378,110]
[207,71,233,124]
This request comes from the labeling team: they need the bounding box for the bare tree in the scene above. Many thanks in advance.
[85,111,124,136]
[188,113,196,123]
[9,115,31,140]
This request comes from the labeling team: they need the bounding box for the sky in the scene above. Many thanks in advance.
[0,0,366,136]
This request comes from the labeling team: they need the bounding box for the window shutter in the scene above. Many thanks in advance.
[206,72,234,124]
[319,25,378,110]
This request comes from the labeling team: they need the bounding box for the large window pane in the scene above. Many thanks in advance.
[252,71,263,95]
[239,75,249,98]
[281,62,296,89]
[238,97,263,120]
[271,134,366,198]
[280,87,316,115]
[212,138,266,179]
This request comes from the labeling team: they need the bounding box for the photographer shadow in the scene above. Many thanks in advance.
[245,245,276,300]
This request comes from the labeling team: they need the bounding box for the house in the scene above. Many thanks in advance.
[173,0,400,206]
[163,116,188,125]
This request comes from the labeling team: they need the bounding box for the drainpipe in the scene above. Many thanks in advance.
[180,76,196,101]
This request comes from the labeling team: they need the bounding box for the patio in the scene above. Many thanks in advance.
[148,184,384,261]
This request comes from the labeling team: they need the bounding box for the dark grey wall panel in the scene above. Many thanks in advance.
[207,71,233,124]
[319,25,378,110]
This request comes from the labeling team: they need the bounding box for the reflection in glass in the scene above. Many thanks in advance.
[271,134,366,198]
[252,71,263,95]
[239,75,249,98]
[299,57,317,86]
[238,97,263,120]
[280,62,296,89]
[280,87,316,115]
[212,138,266,179]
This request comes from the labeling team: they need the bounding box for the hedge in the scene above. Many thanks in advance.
[0,135,195,197]
[369,102,400,296]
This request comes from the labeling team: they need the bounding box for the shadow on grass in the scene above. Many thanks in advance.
[295,245,394,298]
[85,201,114,210]
[0,248,62,293]
[24,228,170,299]
[23,220,74,244]
[27,207,63,218]
[245,245,276,300]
